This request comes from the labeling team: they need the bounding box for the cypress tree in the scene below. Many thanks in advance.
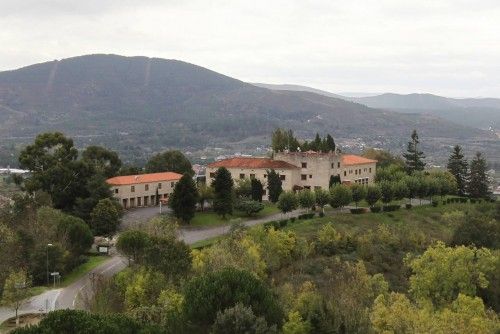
[250,178,264,202]
[403,130,426,174]
[325,134,336,152]
[329,175,341,188]
[267,169,282,203]
[467,152,490,198]
[311,133,322,152]
[169,173,199,223]
[211,167,234,218]
[447,145,468,196]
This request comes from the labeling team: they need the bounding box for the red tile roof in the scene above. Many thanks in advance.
[106,172,183,186]
[341,155,377,166]
[208,157,299,169]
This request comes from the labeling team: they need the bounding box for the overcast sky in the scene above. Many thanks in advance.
[1,0,500,97]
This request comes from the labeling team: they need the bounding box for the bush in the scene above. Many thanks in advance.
[350,208,366,214]
[298,213,315,220]
[405,204,412,210]
[370,206,382,213]
[432,201,438,207]
[279,219,289,228]
[289,217,296,223]
[319,212,325,217]
[383,204,400,212]
[235,200,265,216]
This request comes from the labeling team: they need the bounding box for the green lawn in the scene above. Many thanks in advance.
[60,255,108,286]
[190,235,224,249]
[188,203,280,227]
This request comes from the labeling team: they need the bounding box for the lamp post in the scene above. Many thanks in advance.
[46,243,53,286]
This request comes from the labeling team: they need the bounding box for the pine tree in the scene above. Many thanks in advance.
[403,130,426,174]
[250,178,264,202]
[325,134,336,152]
[267,169,283,203]
[211,167,234,218]
[447,145,468,196]
[169,173,199,223]
[311,133,322,152]
[467,152,490,198]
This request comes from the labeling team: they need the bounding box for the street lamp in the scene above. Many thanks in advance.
[46,243,53,286]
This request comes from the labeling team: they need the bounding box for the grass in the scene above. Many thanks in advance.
[190,235,224,249]
[60,255,108,287]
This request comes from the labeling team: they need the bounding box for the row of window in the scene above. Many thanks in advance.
[354,178,369,185]
[116,182,176,193]
[347,167,372,176]
[301,162,341,169]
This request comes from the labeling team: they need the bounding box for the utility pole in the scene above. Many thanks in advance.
[46,243,53,286]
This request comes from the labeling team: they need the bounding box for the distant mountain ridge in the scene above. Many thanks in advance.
[0,54,494,164]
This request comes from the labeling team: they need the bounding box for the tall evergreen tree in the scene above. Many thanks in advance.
[467,152,490,198]
[211,167,234,217]
[403,130,426,174]
[169,173,199,223]
[311,133,322,151]
[447,145,468,196]
[250,178,264,202]
[266,169,282,203]
[325,134,336,152]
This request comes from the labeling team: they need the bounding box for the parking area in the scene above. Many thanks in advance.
[120,206,171,231]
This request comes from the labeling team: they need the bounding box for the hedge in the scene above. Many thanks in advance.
[405,204,412,209]
[350,208,366,214]
[383,204,401,212]
[370,206,382,213]
[298,213,315,220]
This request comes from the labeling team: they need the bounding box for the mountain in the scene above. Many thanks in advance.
[0,54,494,165]
[252,83,346,99]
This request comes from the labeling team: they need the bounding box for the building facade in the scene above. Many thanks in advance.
[106,172,182,209]
[206,151,376,199]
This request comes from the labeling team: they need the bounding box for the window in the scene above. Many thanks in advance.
[131,185,135,192]
[359,169,362,174]
[369,168,372,173]
[355,170,358,175]
[239,173,245,179]
[337,162,340,168]
[331,163,334,169]
[250,174,255,179]
[309,174,312,179]
[264,174,267,178]
[171,182,174,187]
[158,183,162,189]
[145,184,149,191]
[280,175,286,181]
[114,189,118,194]
[301,174,307,180]
[210,172,215,178]
[344,171,347,176]
[314,186,321,190]
[301,162,307,168]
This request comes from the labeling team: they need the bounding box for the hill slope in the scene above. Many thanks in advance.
[0,55,493,164]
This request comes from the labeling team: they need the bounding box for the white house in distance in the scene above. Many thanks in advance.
[106,172,182,208]
[206,150,377,200]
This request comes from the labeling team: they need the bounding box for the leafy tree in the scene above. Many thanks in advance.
[247,226,298,271]
[404,176,420,204]
[393,180,409,201]
[402,130,425,174]
[451,214,500,249]
[143,237,192,281]
[271,128,300,152]
[447,145,468,196]
[235,200,265,216]
[118,165,142,176]
[29,244,65,285]
[82,145,122,178]
[314,189,330,213]
[116,230,151,264]
[328,175,341,188]
[405,242,497,307]
[277,191,298,214]
[2,270,31,326]
[183,268,283,327]
[362,148,404,169]
[73,174,113,222]
[426,178,440,202]
[282,311,312,334]
[266,169,282,203]
[365,184,381,207]
[379,181,394,204]
[197,183,214,212]
[329,184,352,208]
[468,152,490,198]
[374,164,406,183]
[350,184,366,208]
[211,167,234,218]
[251,178,264,202]
[417,178,429,204]
[211,303,277,334]
[235,179,252,199]
[169,173,198,223]
[56,215,93,256]
[297,190,315,211]
[145,150,193,176]
[90,198,121,236]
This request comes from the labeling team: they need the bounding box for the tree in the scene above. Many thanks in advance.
[393,180,409,202]
[211,303,276,334]
[251,178,264,202]
[405,242,497,307]
[379,181,394,204]
[417,178,428,204]
[169,173,198,223]
[145,150,193,176]
[350,184,366,208]
[282,311,312,334]
[211,167,234,218]
[314,189,330,213]
[2,270,31,326]
[451,213,500,249]
[329,184,352,208]
[235,179,252,199]
[328,175,341,188]
[183,268,283,328]
[56,215,93,256]
[297,190,315,211]
[404,176,420,204]
[325,134,336,152]
[82,145,122,178]
[363,148,404,169]
[277,191,298,215]
[447,145,468,196]
[143,237,192,281]
[468,152,490,198]
[116,230,151,264]
[271,128,300,152]
[426,178,440,202]
[402,130,425,174]
[365,184,381,207]
[266,169,282,203]
[90,198,121,236]
[197,183,214,212]
[235,200,265,216]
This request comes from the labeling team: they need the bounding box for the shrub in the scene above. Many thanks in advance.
[289,217,296,223]
[432,201,438,207]
[235,200,265,216]
[383,205,400,212]
[370,206,382,213]
[319,212,325,217]
[279,219,289,228]
[405,204,412,210]
[298,213,315,220]
[350,208,366,214]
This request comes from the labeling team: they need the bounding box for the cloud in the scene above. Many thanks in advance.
[0,0,499,97]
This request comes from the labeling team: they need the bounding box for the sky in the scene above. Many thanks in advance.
[1,0,500,97]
